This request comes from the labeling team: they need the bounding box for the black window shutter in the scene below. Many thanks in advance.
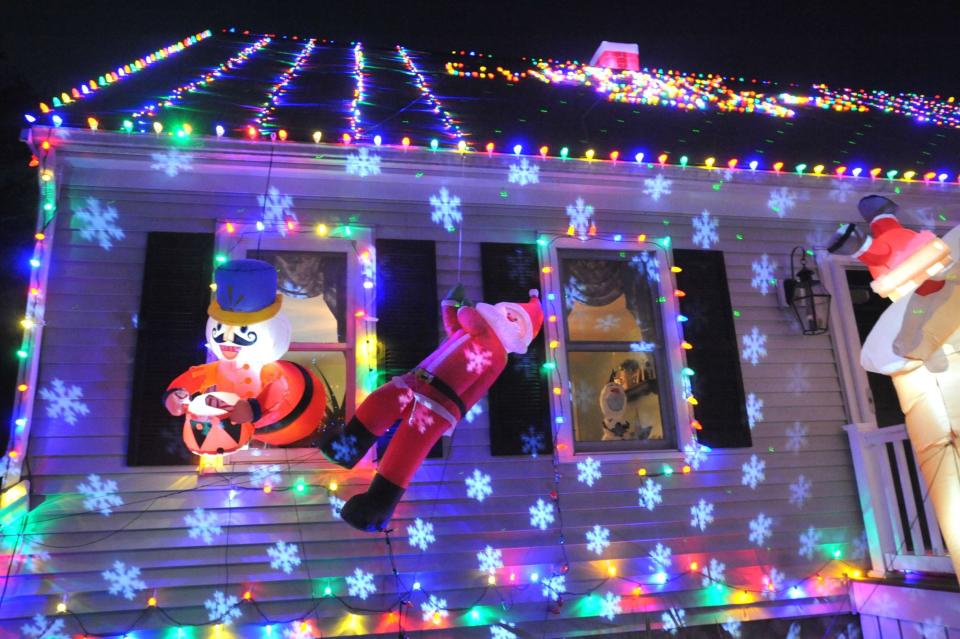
[672,249,751,448]
[374,239,442,459]
[128,232,214,465]
[481,243,552,456]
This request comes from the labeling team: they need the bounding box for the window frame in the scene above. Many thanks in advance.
[215,224,376,464]
[539,237,694,462]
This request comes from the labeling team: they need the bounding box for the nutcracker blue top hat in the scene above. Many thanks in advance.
[208,259,283,324]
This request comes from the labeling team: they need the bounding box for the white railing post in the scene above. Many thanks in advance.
[844,422,897,578]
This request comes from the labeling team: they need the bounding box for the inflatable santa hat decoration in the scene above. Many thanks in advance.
[852,195,953,301]
[319,285,543,532]
[164,259,325,456]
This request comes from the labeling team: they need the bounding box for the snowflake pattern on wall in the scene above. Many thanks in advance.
[15,536,50,571]
[329,495,345,520]
[406,518,436,551]
[73,198,126,250]
[828,180,854,203]
[466,469,493,502]
[690,499,715,531]
[762,567,784,599]
[520,426,546,457]
[798,526,821,560]
[748,513,773,546]
[345,147,382,177]
[789,474,812,508]
[420,594,449,623]
[662,607,686,634]
[787,622,802,639]
[20,614,68,639]
[750,254,777,295]
[576,457,602,487]
[911,207,938,231]
[490,622,518,639]
[204,590,242,625]
[683,441,709,470]
[508,158,540,185]
[77,474,123,516]
[691,210,719,249]
[741,326,768,365]
[630,341,657,352]
[150,148,194,177]
[565,197,595,239]
[477,545,503,573]
[768,187,797,218]
[722,616,742,638]
[541,574,566,601]
[430,187,462,230]
[282,624,313,639]
[649,543,673,571]
[785,363,812,394]
[638,478,663,511]
[249,464,282,489]
[102,560,147,600]
[599,591,622,621]
[39,379,90,425]
[643,174,673,201]
[345,567,377,600]
[257,186,297,237]
[785,422,808,453]
[465,343,493,374]
[741,455,766,489]
[184,507,222,544]
[529,498,555,530]
[701,558,726,588]
[586,525,611,556]
[630,251,661,282]
[267,540,302,574]
[746,393,764,429]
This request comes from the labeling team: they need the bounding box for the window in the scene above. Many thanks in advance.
[222,229,375,458]
[541,239,692,458]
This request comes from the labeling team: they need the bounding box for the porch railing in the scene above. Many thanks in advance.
[844,422,953,576]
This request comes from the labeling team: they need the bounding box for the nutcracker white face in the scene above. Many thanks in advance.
[205,313,291,364]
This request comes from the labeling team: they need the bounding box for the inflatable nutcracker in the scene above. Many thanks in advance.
[164,259,326,456]
[319,284,543,532]
[854,195,960,580]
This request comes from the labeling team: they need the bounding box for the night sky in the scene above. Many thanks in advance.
[0,0,958,438]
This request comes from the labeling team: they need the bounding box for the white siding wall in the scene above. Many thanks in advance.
[6,129,937,637]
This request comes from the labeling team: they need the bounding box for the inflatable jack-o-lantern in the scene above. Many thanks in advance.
[164,259,326,456]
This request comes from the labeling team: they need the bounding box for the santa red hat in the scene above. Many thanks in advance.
[853,196,952,300]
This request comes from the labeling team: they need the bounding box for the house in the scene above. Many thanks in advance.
[2,27,959,638]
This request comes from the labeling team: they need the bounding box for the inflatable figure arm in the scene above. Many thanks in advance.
[457,306,488,337]
[165,364,213,416]
[441,283,473,335]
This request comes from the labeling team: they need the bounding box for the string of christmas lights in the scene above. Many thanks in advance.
[396,45,464,144]
[129,35,273,128]
[347,42,365,142]
[29,30,212,118]
[253,38,318,138]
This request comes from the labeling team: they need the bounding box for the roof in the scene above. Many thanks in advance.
[25,28,960,179]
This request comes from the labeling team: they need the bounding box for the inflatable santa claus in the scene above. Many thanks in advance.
[853,195,960,580]
[319,283,543,531]
[164,259,325,456]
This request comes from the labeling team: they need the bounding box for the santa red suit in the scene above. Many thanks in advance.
[320,284,543,531]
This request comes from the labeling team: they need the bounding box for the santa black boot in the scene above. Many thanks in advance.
[317,416,379,469]
[339,473,406,532]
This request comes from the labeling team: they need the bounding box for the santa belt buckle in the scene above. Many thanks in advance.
[414,367,435,384]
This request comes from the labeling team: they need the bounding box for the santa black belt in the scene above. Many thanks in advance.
[413,367,467,417]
